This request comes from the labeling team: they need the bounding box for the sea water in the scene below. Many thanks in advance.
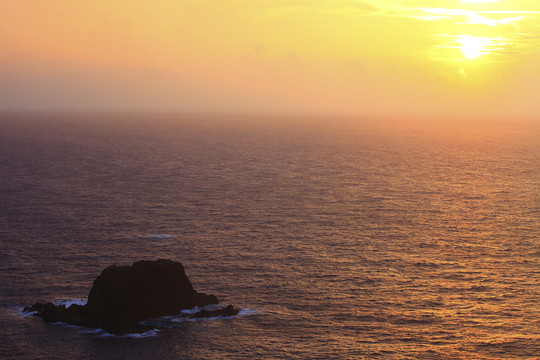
[0,114,538,359]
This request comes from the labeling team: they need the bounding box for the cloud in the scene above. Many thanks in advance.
[261,0,379,18]
[341,0,380,12]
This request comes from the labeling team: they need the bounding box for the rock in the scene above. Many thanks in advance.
[85,259,218,326]
[24,302,70,323]
[189,305,239,319]
[25,259,237,334]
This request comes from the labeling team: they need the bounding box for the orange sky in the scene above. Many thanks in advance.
[1,0,539,120]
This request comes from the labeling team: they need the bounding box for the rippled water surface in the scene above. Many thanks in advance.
[0,114,539,359]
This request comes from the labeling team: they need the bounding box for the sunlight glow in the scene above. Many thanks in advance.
[459,36,492,59]
[1,0,540,116]
[460,0,500,3]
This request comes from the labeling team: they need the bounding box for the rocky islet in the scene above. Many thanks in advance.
[24,259,239,334]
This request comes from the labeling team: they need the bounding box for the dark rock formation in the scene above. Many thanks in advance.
[189,305,239,319]
[24,259,238,334]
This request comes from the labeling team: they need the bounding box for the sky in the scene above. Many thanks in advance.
[1,0,540,120]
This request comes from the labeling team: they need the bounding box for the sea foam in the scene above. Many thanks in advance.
[21,299,257,338]
[141,234,176,239]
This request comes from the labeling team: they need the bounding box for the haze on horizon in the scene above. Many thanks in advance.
[1,0,540,121]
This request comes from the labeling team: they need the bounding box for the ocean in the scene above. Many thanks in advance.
[0,114,538,359]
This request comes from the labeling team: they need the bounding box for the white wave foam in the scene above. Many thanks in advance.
[55,298,87,307]
[56,323,162,338]
[186,316,220,322]
[180,304,221,314]
[144,305,260,327]
[94,329,161,338]
[17,306,36,317]
[180,307,202,315]
[183,306,260,322]
[122,329,161,338]
[19,298,258,338]
[238,308,260,317]
[18,299,87,317]
[141,234,175,239]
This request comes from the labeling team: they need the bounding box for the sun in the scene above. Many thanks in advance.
[459,35,492,59]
